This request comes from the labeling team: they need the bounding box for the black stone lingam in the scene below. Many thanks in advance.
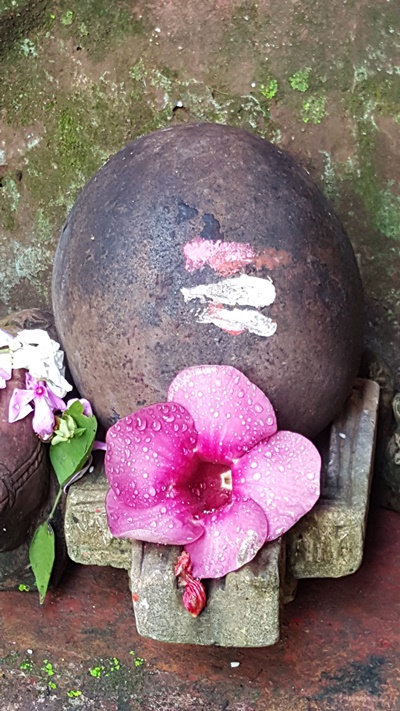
[52,123,364,438]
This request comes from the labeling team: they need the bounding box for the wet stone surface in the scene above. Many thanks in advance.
[52,123,363,440]
[64,378,379,647]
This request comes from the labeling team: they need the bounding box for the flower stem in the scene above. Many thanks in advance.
[47,487,63,523]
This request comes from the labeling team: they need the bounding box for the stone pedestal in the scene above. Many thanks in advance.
[64,378,379,647]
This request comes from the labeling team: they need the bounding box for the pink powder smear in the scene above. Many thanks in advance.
[184,238,255,276]
[184,238,292,276]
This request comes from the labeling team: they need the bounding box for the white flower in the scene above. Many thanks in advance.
[9,329,72,398]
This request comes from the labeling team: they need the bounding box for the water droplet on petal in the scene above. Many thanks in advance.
[143,472,148,479]
[253,472,261,481]
[150,521,157,528]
[238,390,244,398]
[136,417,147,431]
[255,404,263,413]
[250,461,257,469]
[153,420,161,431]
[267,417,274,426]
[307,471,315,480]
[149,486,156,496]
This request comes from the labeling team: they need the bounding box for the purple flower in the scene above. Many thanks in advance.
[9,373,66,440]
[104,366,321,579]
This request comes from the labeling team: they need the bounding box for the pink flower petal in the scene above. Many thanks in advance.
[25,372,37,390]
[185,495,268,579]
[32,392,56,440]
[0,367,11,381]
[232,431,321,541]
[105,488,204,545]
[168,365,277,464]
[105,402,198,506]
[46,388,67,413]
[8,388,34,423]
[66,397,92,416]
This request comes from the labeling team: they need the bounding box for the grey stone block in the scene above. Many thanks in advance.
[64,463,132,569]
[64,378,379,647]
[130,539,283,647]
[287,378,380,578]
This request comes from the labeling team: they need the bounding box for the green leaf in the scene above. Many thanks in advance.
[29,522,55,604]
[49,401,97,488]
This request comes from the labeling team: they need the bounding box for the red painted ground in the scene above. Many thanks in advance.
[1,506,400,709]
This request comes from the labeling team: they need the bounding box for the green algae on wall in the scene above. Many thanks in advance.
[0,0,400,388]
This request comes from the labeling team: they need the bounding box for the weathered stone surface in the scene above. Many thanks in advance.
[64,461,132,570]
[53,123,364,440]
[287,378,380,578]
[377,392,400,513]
[64,378,379,646]
[130,539,283,647]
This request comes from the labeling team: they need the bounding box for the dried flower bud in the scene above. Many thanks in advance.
[174,551,192,578]
[175,551,206,616]
[182,576,207,617]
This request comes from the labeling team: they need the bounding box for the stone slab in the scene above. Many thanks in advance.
[287,378,380,578]
[130,539,283,647]
[64,378,379,646]
[64,462,132,570]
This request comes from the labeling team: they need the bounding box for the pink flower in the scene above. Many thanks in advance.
[0,329,13,389]
[66,397,93,416]
[9,373,66,440]
[104,366,321,579]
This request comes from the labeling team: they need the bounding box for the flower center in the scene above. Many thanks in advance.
[190,460,233,514]
[35,384,45,397]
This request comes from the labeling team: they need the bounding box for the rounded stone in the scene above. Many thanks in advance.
[52,123,363,438]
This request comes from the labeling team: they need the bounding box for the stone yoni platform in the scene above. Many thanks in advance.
[64,378,379,647]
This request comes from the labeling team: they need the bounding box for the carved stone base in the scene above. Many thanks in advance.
[64,378,379,647]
